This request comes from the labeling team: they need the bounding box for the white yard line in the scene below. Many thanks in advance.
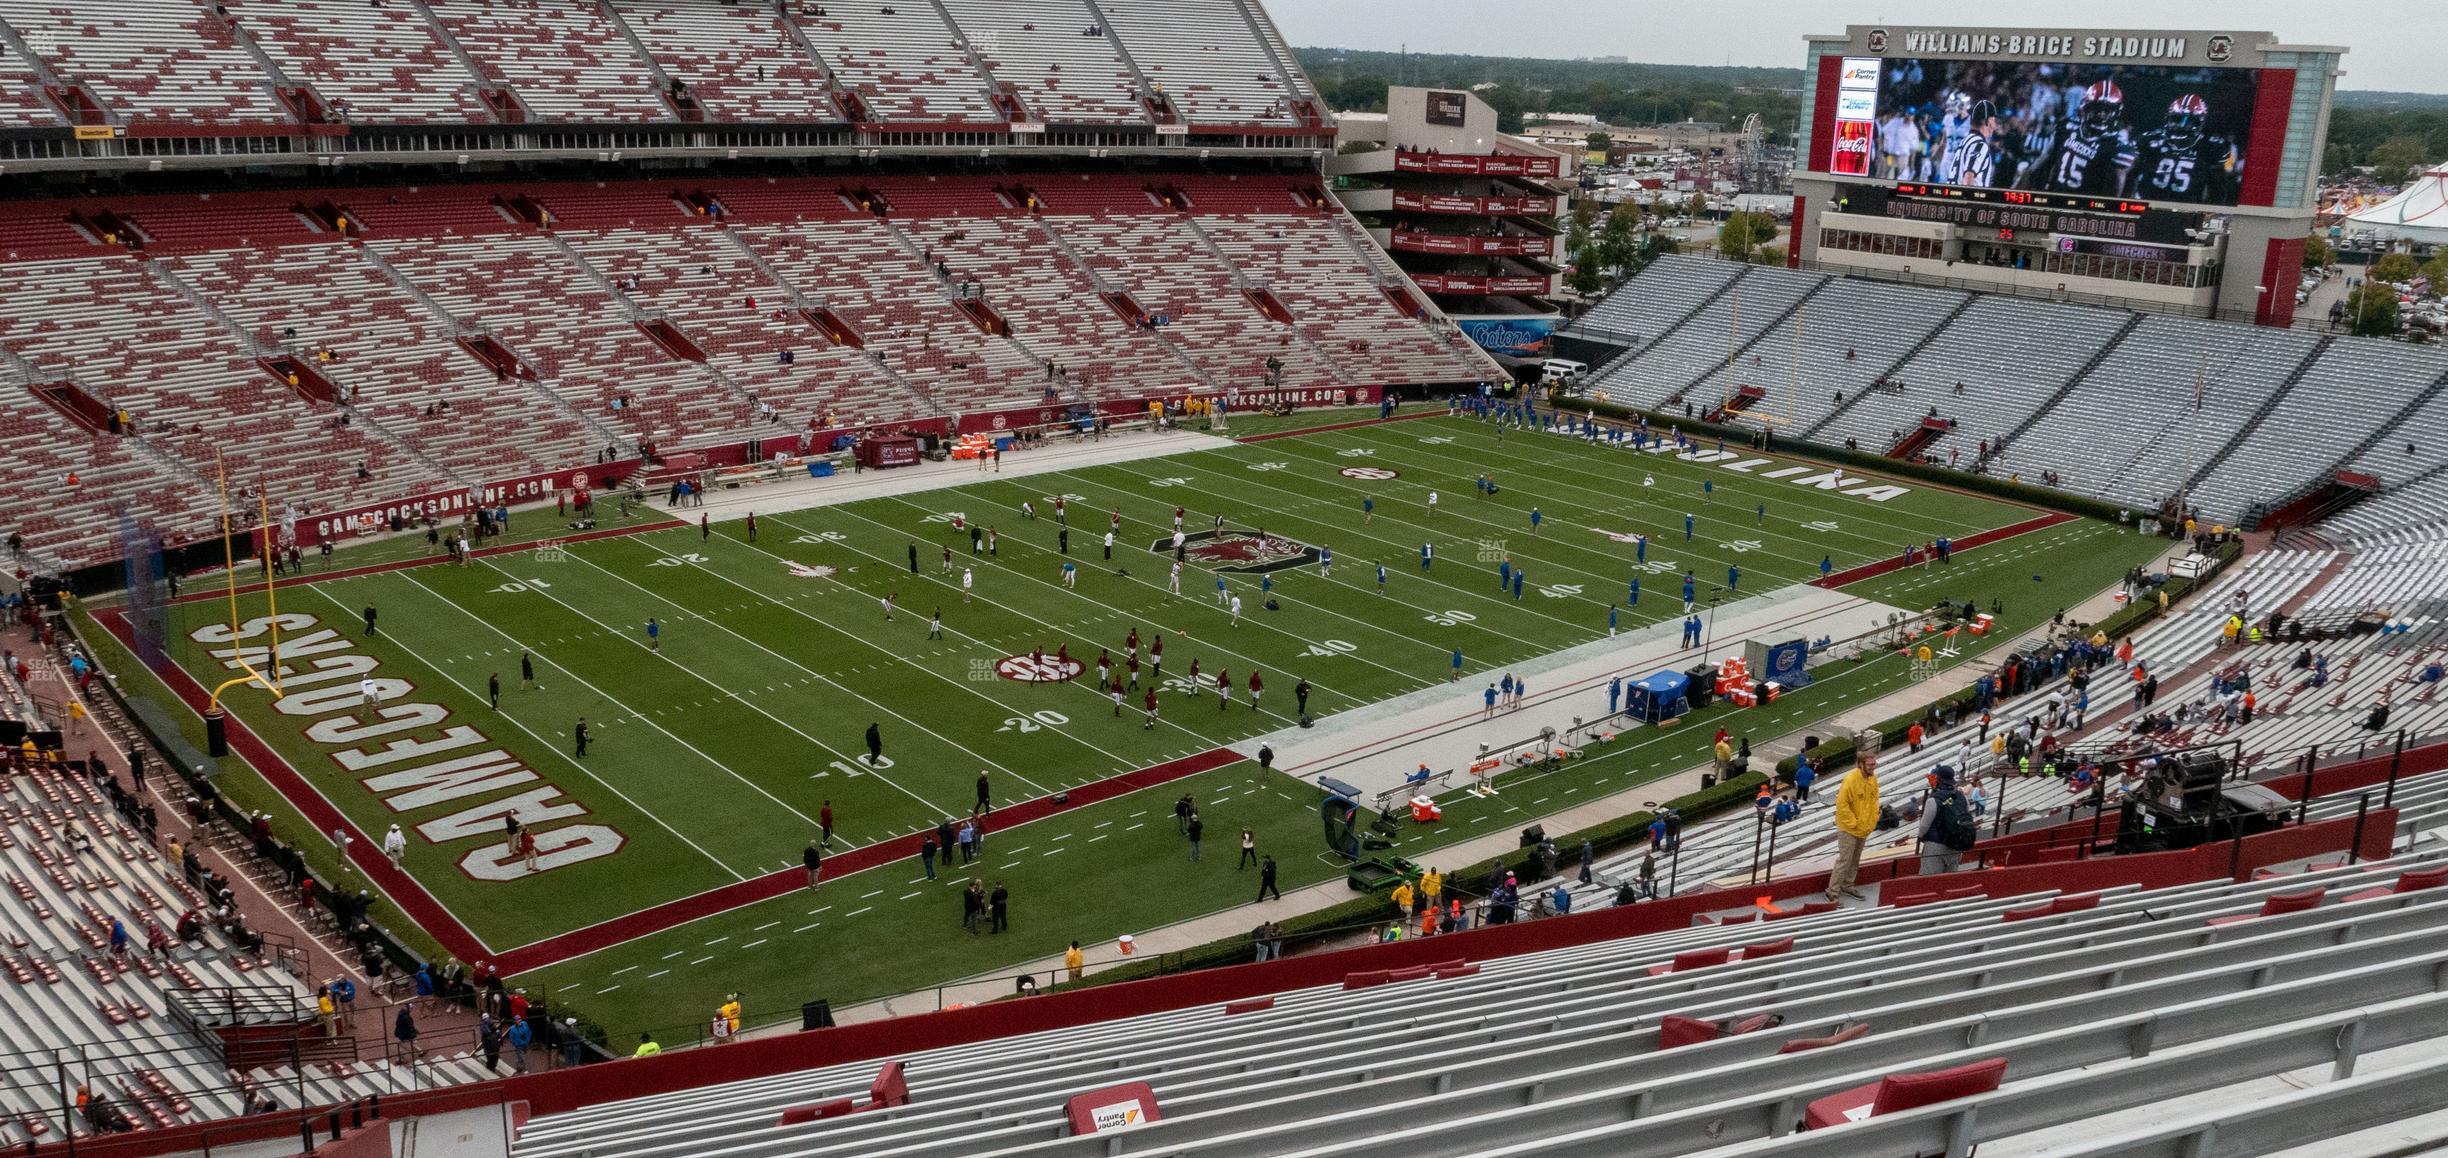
[317,579,750,882]
[469,555,937,823]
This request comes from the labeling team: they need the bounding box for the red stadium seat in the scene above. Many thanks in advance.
[866,1061,908,1109]
[1656,1015,1721,1050]
[1647,946,1733,976]
[1385,965,1434,983]
[776,1098,856,1125]
[1767,900,1840,921]
[1776,1021,1872,1054]
[1223,998,1275,1015]
[1738,937,1794,961]
[2000,901,2054,922]
[1657,1012,1782,1050]
[1342,970,1393,990]
[1804,1057,2008,1129]
[2346,865,2448,902]
[2206,887,2326,926]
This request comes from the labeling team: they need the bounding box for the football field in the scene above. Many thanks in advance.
[104,413,2167,1034]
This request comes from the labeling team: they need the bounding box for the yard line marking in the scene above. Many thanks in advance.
[861,889,883,899]
[1124,822,1146,831]
[704,936,729,945]
[1091,457,1586,641]
[690,522,1174,783]
[661,950,683,960]
[807,505,1332,732]
[846,906,873,918]
[470,557,920,824]
[1094,821,1113,829]
[595,986,620,995]
[808,905,832,915]
[752,922,779,932]
[611,965,637,976]
[354,577,754,881]
[1346,420,1951,554]
[1002,846,1032,856]
[598,541,1104,794]
[888,494,1428,701]
[1041,847,1066,856]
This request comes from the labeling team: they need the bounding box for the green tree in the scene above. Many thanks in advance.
[2300,234,2335,272]
[1684,192,1708,217]
[2368,135,2431,184]
[2344,283,2400,337]
[1594,203,1643,277]
[2371,252,2421,283]
[1716,212,1781,262]
[1584,131,1611,161]
[1319,74,1390,114]
[2424,252,2448,288]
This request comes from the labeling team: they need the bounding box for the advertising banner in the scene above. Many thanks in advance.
[1456,316,1560,358]
[295,462,642,547]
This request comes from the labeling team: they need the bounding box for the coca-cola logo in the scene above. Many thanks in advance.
[1830,120,1875,176]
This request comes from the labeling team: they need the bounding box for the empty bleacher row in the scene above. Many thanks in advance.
[1571,255,2448,526]
[509,854,2448,1158]
[0,176,1497,570]
[0,0,1316,130]
[2326,475,2448,545]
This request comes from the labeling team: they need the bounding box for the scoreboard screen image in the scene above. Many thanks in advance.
[1838,57,2263,206]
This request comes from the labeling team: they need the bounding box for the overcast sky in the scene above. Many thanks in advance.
[1267,1,2444,94]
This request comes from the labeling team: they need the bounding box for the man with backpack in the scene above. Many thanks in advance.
[1917,765,1979,876]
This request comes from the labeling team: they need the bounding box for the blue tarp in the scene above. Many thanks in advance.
[1626,670,1690,722]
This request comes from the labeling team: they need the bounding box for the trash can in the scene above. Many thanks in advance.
[800,1000,834,1030]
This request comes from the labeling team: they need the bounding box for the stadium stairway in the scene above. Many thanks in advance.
[506,856,2448,1158]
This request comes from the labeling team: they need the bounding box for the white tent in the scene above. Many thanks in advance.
[2345,166,2448,246]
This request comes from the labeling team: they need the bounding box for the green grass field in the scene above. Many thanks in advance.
[120,415,2168,1036]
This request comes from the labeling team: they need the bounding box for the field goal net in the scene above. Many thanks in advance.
[117,507,170,674]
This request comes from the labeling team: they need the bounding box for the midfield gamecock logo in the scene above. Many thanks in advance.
[1154,529,1322,574]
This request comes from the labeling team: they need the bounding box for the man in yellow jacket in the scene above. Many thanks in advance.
[1390,879,1416,917]
[1828,754,1880,902]
[1419,868,1443,910]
